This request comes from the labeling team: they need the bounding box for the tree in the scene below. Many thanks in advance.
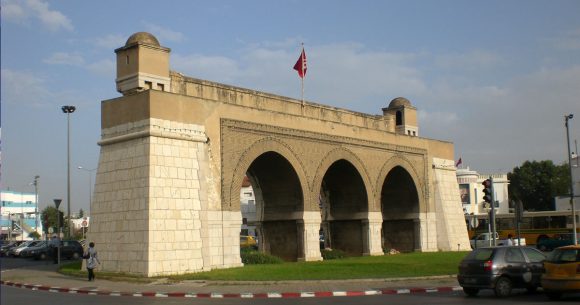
[41,206,68,236]
[78,208,84,218]
[508,160,570,211]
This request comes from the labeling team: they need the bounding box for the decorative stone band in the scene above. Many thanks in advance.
[98,118,207,146]
[431,157,457,171]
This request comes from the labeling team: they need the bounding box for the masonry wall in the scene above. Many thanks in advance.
[91,74,468,276]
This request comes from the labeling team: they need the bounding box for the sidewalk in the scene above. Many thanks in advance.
[1,263,462,298]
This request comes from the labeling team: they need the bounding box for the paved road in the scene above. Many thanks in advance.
[2,256,580,304]
[4,285,580,305]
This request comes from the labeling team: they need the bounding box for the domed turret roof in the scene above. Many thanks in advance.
[388,97,412,108]
[125,32,160,47]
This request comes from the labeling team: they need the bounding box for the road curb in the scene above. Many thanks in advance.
[1,280,463,298]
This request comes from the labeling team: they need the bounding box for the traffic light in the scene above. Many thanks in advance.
[482,178,492,205]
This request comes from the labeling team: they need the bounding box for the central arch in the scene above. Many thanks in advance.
[315,148,373,256]
[381,165,420,252]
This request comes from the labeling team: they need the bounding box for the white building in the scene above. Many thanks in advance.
[240,176,257,237]
[457,168,510,216]
[0,190,41,240]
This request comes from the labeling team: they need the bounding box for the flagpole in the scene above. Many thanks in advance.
[301,43,305,109]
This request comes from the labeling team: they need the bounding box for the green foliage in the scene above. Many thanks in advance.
[508,160,571,211]
[41,206,60,233]
[28,231,41,239]
[78,209,84,218]
[240,250,283,265]
[321,249,347,260]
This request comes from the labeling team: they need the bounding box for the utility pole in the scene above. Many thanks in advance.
[565,114,577,245]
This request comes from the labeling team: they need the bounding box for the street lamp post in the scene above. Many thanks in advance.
[62,105,76,238]
[77,166,96,216]
[32,175,40,234]
[565,114,578,245]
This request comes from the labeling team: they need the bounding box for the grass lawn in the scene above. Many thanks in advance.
[61,251,468,282]
[168,251,469,281]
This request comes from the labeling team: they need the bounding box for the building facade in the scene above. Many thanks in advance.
[456,168,510,215]
[87,32,470,277]
[0,191,41,240]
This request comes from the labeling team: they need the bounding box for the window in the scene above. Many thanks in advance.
[396,111,402,125]
[244,192,253,197]
[126,55,129,65]
[505,248,525,263]
[242,218,247,224]
[523,248,546,263]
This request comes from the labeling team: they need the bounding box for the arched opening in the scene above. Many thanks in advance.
[381,166,420,252]
[244,151,303,261]
[319,160,368,256]
[396,111,403,126]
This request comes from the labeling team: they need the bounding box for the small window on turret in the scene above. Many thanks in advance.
[396,111,403,125]
[126,55,129,65]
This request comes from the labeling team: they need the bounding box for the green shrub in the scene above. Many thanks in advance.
[241,250,283,265]
[321,249,346,260]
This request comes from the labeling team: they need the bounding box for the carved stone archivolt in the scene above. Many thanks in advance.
[221,119,429,213]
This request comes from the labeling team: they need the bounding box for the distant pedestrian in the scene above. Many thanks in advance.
[49,235,60,264]
[506,234,514,246]
[85,242,101,281]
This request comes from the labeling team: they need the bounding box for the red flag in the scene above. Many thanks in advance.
[293,48,307,78]
[455,158,462,167]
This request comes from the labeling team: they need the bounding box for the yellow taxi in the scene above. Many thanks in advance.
[240,235,257,249]
[541,244,580,300]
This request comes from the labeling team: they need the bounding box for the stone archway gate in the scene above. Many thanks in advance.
[88,33,470,277]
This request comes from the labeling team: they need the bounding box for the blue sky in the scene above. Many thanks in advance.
[2,0,580,213]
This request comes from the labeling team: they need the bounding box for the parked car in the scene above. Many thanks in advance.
[19,241,48,258]
[457,246,546,297]
[240,235,257,249]
[470,233,526,249]
[536,233,579,251]
[9,240,43,257]
[0,241,25,257]
[33,240,84,260]
[541,245,580,300]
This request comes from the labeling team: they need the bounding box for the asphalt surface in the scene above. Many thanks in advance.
[0,259,461,298]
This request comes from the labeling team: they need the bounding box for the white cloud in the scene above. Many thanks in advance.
[172,53,241,83]
[1,0,73,31]
[26,0,73,31]
[0,69,52,107]
[1,0,27,22]
[435,50,502,71]
[93,34,126,49]
[43,52,85,66]
[550,28,580,51]
[86,59,115,77]
[144,23,185,43]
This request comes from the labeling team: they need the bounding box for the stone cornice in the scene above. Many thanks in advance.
[98,119,207,146]
[221,118,427,156]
